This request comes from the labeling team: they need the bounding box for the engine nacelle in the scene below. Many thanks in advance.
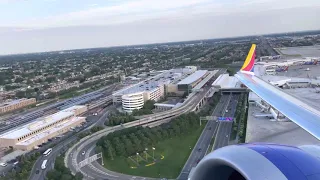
[189,143,320,180]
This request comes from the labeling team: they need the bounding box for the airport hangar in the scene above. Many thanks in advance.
[0,105,87,151]
[112,66,219,112]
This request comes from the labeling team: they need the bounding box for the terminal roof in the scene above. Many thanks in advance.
[0,111,74,139]
[178,70,208,85]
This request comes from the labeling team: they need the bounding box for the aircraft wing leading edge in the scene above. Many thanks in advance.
[236,44,320,140]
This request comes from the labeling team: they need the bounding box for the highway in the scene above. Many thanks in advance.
[65,87,214,180]
[178,120,219,180]
[212,93,240,151]
[177,94,233,180]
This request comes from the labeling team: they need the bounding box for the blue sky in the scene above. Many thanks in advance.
[0,0,319,54]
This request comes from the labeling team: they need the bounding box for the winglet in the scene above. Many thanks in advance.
[240,44,256,75]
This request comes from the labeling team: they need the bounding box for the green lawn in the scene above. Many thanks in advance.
[103,125,205,179]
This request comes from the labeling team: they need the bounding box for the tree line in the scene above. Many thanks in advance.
[198,93,221,117]
[97,112,200,158]
[46,156,83,180]
[233,93,249,143]
[0,152,40,180]
[105,111,136,126]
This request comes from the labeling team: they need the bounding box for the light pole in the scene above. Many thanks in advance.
[145,148,148,161]
[152,147,155,159]
[136,152,139,163]
[100,153,104,166]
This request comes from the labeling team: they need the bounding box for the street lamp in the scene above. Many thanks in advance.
[136,152,139,163]
[145,148,148,161]
[144,151,147,161]
[152,147,155,159]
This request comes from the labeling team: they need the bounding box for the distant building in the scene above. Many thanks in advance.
[212,74,246,93]
[0,105,87,151]
[177,70,209,93]
[0,98,36,114]
[113,67,195,112]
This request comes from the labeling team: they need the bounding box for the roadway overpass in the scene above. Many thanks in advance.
[64,87,215,179]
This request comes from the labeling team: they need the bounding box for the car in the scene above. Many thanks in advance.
[36,169,40,174]
[0,162,7,167]
[82,151,86,155]
[13,161,19,166]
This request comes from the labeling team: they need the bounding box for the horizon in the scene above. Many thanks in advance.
[1,0,320,54]
[1,29,319,56]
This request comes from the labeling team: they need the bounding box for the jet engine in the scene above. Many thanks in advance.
[189,143,320,180]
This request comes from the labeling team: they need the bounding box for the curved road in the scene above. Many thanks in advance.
[28,107,111,180]
[66,88,212,180]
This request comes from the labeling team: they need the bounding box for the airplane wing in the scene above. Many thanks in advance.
[235,44,320,140]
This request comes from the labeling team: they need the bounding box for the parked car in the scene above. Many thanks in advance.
[0,162,7,167]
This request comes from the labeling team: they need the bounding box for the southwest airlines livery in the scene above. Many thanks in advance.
[189,44,320,180]
[236,44,320,140]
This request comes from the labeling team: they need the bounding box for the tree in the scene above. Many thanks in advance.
[112,137,126,156]
[60,174,73,180]
[143,100,155,110]
[46,169,62,180]
[45,76,56,83]
[95,145,103,154]
[16,91,26,98]
[75,172,83,180]
[90,126,103,133]
[14,77,24,83]
[122,136,135,156]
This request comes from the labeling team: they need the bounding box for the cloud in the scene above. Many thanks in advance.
[1,5,319,54]
[3,0,319,28]
[0,0,319,54]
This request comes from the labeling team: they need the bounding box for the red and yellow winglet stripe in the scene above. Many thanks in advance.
[241,44,256,72]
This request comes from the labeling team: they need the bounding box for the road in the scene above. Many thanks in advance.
[28,106,111,180]
[177,94,233,180]
[213,94,240,151]
[65,88,213,180]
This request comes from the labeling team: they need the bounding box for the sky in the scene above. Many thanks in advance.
[0,0,320,54]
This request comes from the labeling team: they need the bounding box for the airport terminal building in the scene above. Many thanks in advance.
[0,98,36,114]
[113,67,219,112]
[113,67,197,112]
[0,105,87,151]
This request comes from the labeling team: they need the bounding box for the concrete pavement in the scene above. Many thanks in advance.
[212,94,240,151]
[65,89,213,180]
[177,94,233,180]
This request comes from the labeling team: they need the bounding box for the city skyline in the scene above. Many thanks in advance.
[1,0,320,54]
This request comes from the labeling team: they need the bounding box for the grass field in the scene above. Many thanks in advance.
[103,125,205,178]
